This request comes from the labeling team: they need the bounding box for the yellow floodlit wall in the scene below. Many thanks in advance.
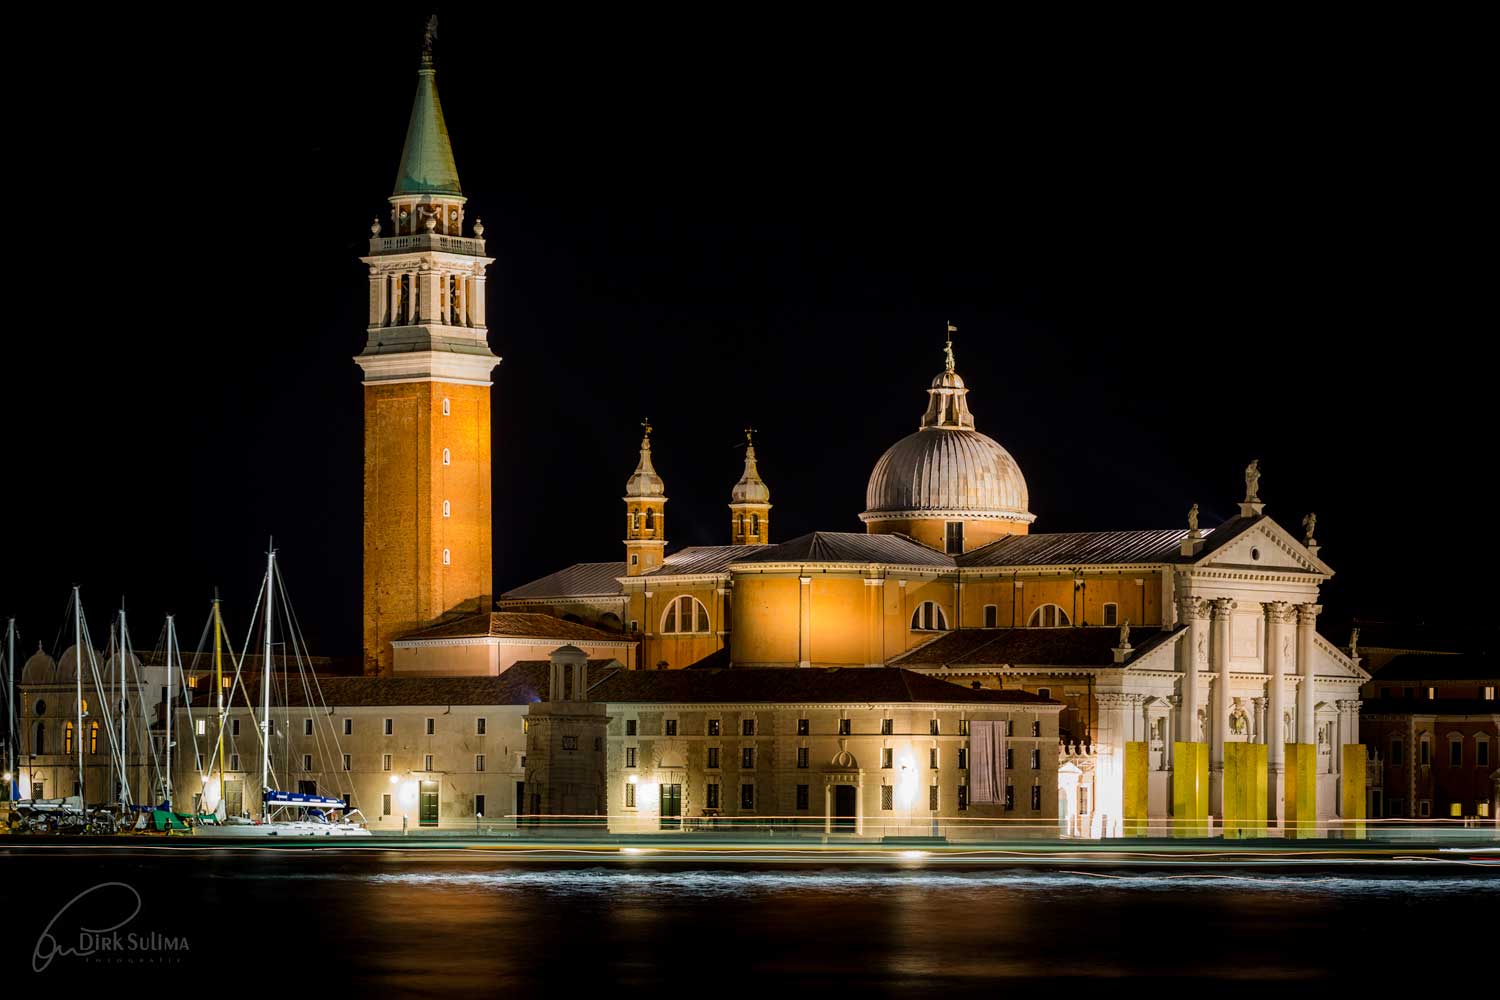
[1341,744,1367,839]
[1123,741,1148,836]
[1172,741,1208,837]
[1223,742,1267,839]
[1283,743,1317,837]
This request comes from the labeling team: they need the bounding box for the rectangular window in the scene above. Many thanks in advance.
[1419,800,1431,817]
[1004,784,1014,811]
[475,794,485,817]
[1004,720,1014,737]
[960,719,970,736]
[425,718,435,736]
[475,754,486,772]
[708,719,721,736]
[1449,802,1462,818]
[881,785,894,810]
[664,719,678,736]
[1479,802,1491,818]
[1031,748,1041,769]
[1391,740,1404,765]
[230,753,240,771]
[1450,741,1463,767]
[797,747,809,769]
[302,754,313,771]
[423,754,433,771]
[522,718,529,734]
[382,754,392,771]
[930,719,940,735]
[984,605,998,628]
[1483,686,1496,701]
[196,719,206,736]
[232,719,240,737]
[343,718,352,736]
[796,718,808,736]
[1005,748,1014,769]
[882,748,893,769]
[1032,720,1041,737]
[1479,742,1490,766]
[945,521,964,554]
[625,783,636,808]
[796,784,809,810]
[707,747,720,769]
[929,785,939,810]
[958,748,968,770]
[1036,688,1051,701]
[561,736,577,751]
[1420,741,1431,765]
[342,753,351,771]
[384,718,393,736]
[382,793,392,817]
[743,719,756,736]
[930,747,938,769]
[839,718,851,736]
[706,783,720,809]
[626,719,637,736]
[958,785,968,811]
[881,718,893,735]
[476,718,486,735]
[742,747,756,769]
[1031,785,1042,810]
[1426,687,1436,699]
[626,747,637,768]
[741,784,754,809]
[304,718,313,736]
[1103,603,1118,627]
[1388,798,1404,817]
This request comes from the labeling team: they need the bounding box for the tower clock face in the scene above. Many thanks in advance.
[450,209,458,220]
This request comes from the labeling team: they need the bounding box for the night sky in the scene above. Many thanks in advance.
[4,12,1485,661]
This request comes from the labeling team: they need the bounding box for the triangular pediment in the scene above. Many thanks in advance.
[1194,516,1330,576]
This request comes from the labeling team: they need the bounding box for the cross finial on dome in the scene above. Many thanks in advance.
[744,425,756,446]
[421,15,438,67]
[641,417,652,441]
[944,322,957,373]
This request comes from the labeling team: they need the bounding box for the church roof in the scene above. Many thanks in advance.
[503,562,628,600]
[890,626,1179,669]
[395,612,630,644]
[738,531,955,567]
[959,529,1193,566]
[578,665,1057,706]
[648,545,771,576]
[392,61,462,196]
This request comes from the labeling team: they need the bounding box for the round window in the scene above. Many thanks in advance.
[34,699,45,716]
[1251,548,1261,561]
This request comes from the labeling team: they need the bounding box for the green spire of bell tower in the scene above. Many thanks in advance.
[392,16,462,197]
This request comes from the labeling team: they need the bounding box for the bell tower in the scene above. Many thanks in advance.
[624,420,667,576]
[729,428,771,545]
[356,20,497,675]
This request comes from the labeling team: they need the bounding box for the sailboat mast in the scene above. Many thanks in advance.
[164,615,175,809]
[118,606,128,808]
[214,593,224,815]
[260,544,276,820]
[5,618,15,801]
[73,587,84,807]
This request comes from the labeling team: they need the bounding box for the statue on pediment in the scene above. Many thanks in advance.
[1244,459,1261,502]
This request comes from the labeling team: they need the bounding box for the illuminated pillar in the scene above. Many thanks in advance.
[1296,603,1321,746]
[1265,601,1292,824]
[1175,597,1207,743]
[798,576,812,668]
[824,783,832,835]
[855,775,864,836]
[1208,597,1236,816]
[865,578,883,667]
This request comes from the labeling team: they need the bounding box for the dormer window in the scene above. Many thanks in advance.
[911,601,948,631]
[945,522,964,554]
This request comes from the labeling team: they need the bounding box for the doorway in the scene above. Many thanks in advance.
[516,781,526,824]
[419,780,439,826]
[660,783,682,831]
[833,784,857,831]
[225,780,243,818]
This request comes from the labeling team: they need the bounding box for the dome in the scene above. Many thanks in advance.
[22,644,56,684]
[730,437,770,505]
[624,424,666,499]
[56,644,94,684]
[864,428,1031,521]
[861,336,1034,527]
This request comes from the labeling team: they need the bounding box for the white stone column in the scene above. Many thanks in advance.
[1296,604,1321,746]
[471,273,487,327]
[797,576,812,668]
[1265,601,1293,823]
[1176,597,1208,743]
[369,272,388,327]
[824,783,832,835]
[1209,598,1236,814]
[1164,696,1178,772]
[1251,696,1265,743]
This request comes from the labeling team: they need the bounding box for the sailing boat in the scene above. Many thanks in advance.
[201,544,369,837]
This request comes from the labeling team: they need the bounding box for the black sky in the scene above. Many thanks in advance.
[2,11,1486,660]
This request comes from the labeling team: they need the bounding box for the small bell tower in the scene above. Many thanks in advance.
[729,427,771,545]
[624,419,667,576]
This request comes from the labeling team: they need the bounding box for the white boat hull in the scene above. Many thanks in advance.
[199,821,371,838]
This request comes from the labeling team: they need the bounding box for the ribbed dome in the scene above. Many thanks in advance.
[861,336,1034,527]
[731,440,770,504]
[22,644,56,684]
[864,429,1030,519]
[624,424,666,499]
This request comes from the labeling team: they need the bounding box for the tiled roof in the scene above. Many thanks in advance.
[959,529,1194,567]
[582,666,1056,705]
[1367,653,1500,683]
[736,531,955,567]
[889,626,1178,668]
[650,545,771,577]
[397,612,630,644]
[502,562,627,599]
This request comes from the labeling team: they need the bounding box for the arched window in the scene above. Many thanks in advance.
[89,721,99,755]
[645,509,655,531]
[630,512,639,532]
[64,721,74,755]
[33,722,45,756]
[441,397,451,416]
[442,499,451,518]
[751,513,759,536]
[910,601,949,631]
[442,548,451,566]
[442,448,451,466]
[1028,604,1071,628]
[661,595,711,634]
